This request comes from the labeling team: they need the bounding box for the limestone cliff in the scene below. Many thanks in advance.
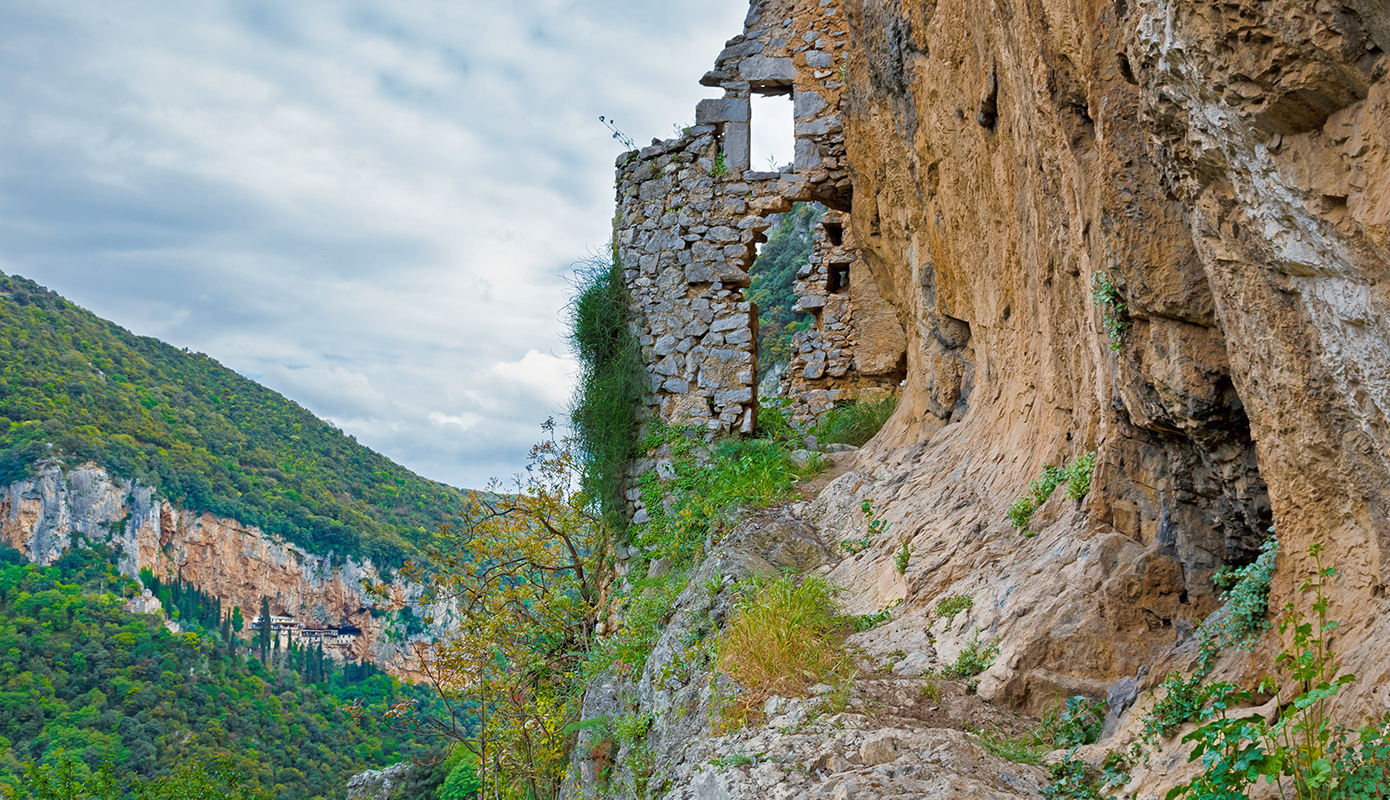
[0,463,433,677]
[576,0,1390,796]
[842,0,1389,706]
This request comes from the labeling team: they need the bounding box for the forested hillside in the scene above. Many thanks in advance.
[0,273,471,566]
[748,203,820,375]
[0,542,452,800]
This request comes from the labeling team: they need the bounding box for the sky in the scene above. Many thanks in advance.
[0,0,795,489]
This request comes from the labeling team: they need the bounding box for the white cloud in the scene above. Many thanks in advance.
[0,0,748,488]
[493,350,578,409]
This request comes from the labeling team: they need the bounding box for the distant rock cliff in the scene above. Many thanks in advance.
[0,462,435,677]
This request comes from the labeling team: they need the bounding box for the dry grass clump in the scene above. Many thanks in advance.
[716,574,851,725]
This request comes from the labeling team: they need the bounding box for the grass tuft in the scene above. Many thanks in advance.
[814,395,898,447]
[716,574,851,725]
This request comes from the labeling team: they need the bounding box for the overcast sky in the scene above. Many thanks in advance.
[0,1,795,489]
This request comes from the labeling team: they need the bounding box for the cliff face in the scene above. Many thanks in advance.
[840,0,1389,709]
[572,0,1390,796]
[0,464,431,675]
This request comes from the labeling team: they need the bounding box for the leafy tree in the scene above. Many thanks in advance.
[378,423,600,800]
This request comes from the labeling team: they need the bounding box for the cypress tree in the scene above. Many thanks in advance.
[258,596,271,663]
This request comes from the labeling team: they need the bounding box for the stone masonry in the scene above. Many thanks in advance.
[614,0,901,440]
[785,209,906,423]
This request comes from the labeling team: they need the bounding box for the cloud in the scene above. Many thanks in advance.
[0,0,748,488]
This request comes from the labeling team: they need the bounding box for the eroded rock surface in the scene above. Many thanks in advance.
[586,0,1390,795]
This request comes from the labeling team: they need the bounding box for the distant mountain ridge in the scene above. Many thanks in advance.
[0,272,468,567]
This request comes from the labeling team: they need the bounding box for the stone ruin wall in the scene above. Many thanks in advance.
[614,0,908,491]
[785,209,907,423]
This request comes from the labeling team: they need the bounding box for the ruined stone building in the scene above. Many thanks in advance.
[614,0,907,436]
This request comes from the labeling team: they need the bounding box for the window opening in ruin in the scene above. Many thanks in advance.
[823,221,844,247]
[750,91,795,173]
[828,263,851,294]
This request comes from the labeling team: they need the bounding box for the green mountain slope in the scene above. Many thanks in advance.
[0,272,468,567]
[0,543,450,800]
[748,203,821,374]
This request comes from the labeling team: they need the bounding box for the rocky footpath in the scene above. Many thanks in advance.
[566,477,1057,800]
[0,462,434,676]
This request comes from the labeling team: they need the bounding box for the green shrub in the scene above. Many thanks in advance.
[605,575,686,677]
[1041,754,1103,800]
[439,751,481,800]
[934,593,974,618]
[568,252,646,531]
[1065,451,1096,499]
[1197,535,1279,655]
[814,396,898,448]
[1091,272,1132,351]
[894,542,914,574]
[614,712,654,745]
[1007,453,1095,536]
[1139,670,1214,748]
[1165,543,1390,800]
[941,635,1000,680]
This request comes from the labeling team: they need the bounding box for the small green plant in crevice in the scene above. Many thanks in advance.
[1007,453,1096,536]
[894,541,914,574]
[861,499,892,537]
[854,598,903,632]
[814,395,899,447]
[1091,271,1132,351]
[934,593,974,618]
[614,711,654,745]
[921,675,943,701]
[840,535,871,555]
[940,635,1000,680]
[712,149,729,177]
[1065,450,1096,499]
[709,752,763,769]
